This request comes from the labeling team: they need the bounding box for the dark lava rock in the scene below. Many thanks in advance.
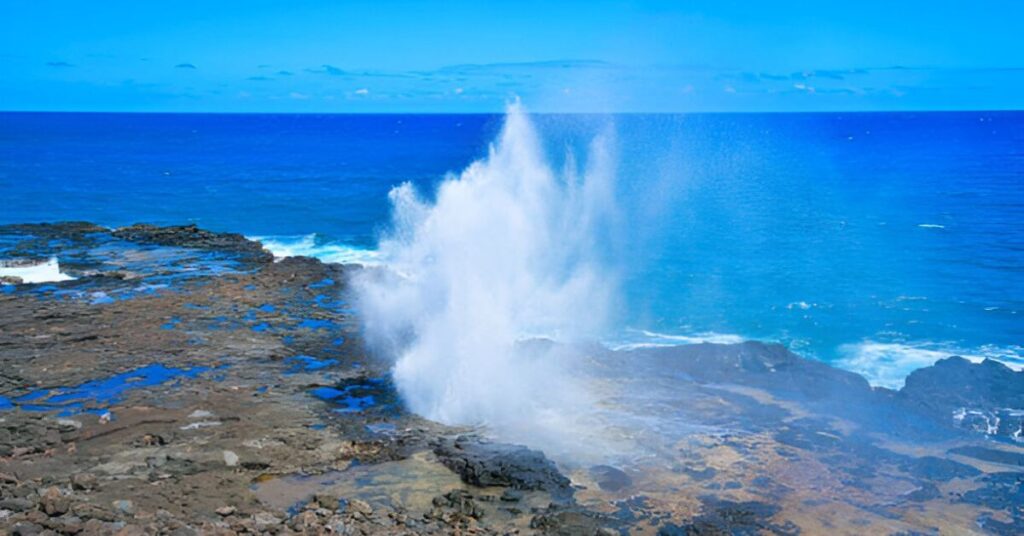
[948,446,1024,467]
[977,512,1024,536]
[903,482,941,502]
[433,435,572,498]
[899,357,1024,440]
[960,472,1024,515]
[661,496,799,536]
[112,223,272,263]
[428,489,484,520]
[902,357,1024,410]
[633,342,871,401]
[898,455,981,481]
[589,464,632,491]
[500,489,524,502]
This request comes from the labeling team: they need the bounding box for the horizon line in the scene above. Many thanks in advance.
[2,108,1023,116]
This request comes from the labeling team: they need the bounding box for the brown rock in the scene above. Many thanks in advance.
[313,492,341,511]
[70,473,97,491]
[40,486,70,516]
[252,512,282,532]
[288,510,320,531]
[346,499,373,517]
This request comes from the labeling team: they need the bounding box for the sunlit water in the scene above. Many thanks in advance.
[2,111,1022,391]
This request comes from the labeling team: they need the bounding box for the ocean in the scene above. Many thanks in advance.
[2,111,1022,388]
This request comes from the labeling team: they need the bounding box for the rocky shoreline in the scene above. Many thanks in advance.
[1,222,1022,535]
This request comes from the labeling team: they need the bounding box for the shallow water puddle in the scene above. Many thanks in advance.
[0,234,257,303]
[252,451,466,514]
[309,377,395,414]
[285,355,338,374]
[296,318,335,330]
[0,363,220,416]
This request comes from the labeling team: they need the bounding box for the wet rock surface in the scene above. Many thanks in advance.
[433,436,573,498]
[0,222,1021,535]
[899,356,1024,441]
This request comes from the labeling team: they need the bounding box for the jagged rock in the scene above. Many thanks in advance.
[346,499,373,517]
[590,465,632,492]
[433,435,572,498]
[70,473,97,491]
[252,512,282,531]
[0,498,35,512]
[111,224,271,264]
[11,521,45,536]
[288,510,320,531]
[81,519,119,535]
[499,489,523,502]
[313,492,341,511]
[50,514,83,534]
[111,500,135,516]
[900,357,1024,440]
[660,496,798,536]
[429,490,483,520]
[40,486,70,516]
[630,341,872,400]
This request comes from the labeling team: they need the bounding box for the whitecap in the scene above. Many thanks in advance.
[917,223,945,229]
[836,340,1024,390]
[0,257,75,284]
[610,329,748,350]
[250,234,381,266]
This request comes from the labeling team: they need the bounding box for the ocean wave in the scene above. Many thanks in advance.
[0,257,75,283]
[610,329,747,350]
[249,234,381,266]
[917,223,945,229]
[837,340,1024,390]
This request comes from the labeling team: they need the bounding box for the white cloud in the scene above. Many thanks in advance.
[289,91,310,100]
[354,88,369,95]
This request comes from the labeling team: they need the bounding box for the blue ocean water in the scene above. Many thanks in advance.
[1,111,1022,386]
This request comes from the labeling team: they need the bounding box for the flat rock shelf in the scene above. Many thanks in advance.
[0,223,1022,535]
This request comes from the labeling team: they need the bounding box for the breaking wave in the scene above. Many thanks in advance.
[252,234,381,265]
[837,340,1024,389]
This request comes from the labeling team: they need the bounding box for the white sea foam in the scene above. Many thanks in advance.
[837,340,1024,389]
[0,257,75,284]
[251,234,381,265]
[917,223,945,229]
[610,329,747,350]
[354,102,619,454]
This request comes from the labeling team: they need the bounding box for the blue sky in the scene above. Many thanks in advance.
[2,1,1022,112]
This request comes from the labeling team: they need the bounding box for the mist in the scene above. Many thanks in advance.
[355,102,620,452]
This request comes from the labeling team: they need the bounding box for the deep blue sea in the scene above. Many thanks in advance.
[1,111,1022,387]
